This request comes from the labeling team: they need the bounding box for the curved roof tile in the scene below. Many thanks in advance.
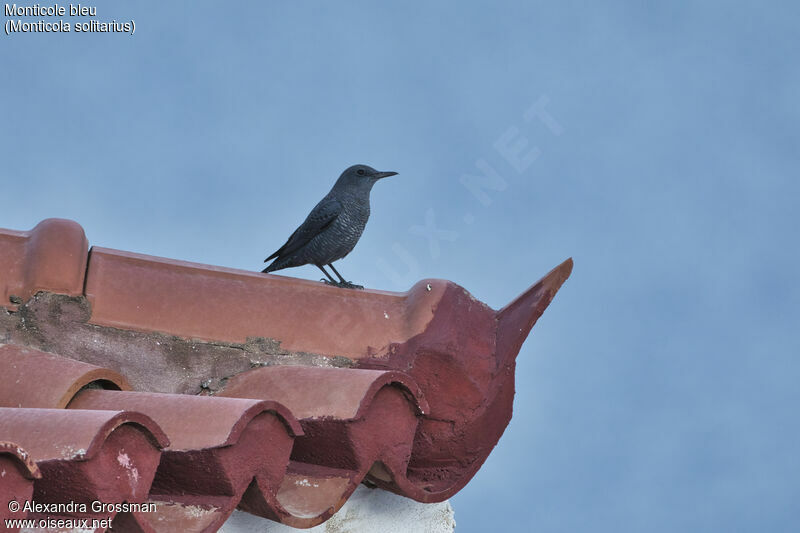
[0,344,131,408]
[0,218,572,532]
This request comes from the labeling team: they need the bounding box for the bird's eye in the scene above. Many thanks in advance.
[357,169,365,176]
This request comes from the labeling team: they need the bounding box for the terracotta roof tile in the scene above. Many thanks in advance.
[68,389,303,531]
[67,390,302,449]
[0,218,572,531]
[217,366,428,527]
[84,246,447,358]
[0,407,167,526]
[0,344,130,409]
[0,407,166,464]
[219,365,428,419]
[0,218,88,309]
[0,441,40,531]
[0,441,39,479]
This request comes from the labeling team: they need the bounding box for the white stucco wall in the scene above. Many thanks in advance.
[220,485,456,533]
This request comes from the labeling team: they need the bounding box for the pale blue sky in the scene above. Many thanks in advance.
[2,2,798,531]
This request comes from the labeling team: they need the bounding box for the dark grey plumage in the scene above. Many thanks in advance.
[262,164,398,288]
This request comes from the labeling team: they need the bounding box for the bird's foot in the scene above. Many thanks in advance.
[321,279,364,290]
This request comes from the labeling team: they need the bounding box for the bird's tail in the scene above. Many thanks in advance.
[262,259,283,273]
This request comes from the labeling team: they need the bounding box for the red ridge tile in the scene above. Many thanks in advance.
[496,258,574,366]
[84,246,447,358]
[0,219,88,308]
[357,258,574,502]
[0,344,131,408]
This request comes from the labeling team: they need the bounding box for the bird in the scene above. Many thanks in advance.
[262,164,398,289]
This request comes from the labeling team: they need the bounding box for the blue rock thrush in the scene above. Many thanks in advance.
[262,164,398,289]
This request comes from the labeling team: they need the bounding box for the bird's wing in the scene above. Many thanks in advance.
[265,198,343,261]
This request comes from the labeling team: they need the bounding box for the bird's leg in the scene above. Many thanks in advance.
[317,265,339,285]
[327,264,347,284]
[328,263,363,290]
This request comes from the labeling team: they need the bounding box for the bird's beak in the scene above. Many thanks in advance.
[374,171,398,179]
